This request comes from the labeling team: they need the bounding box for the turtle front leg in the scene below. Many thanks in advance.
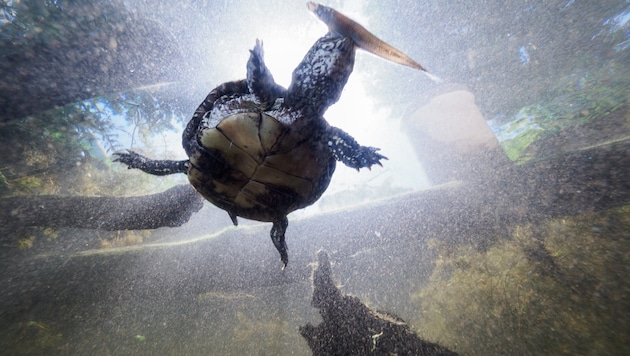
[247,40,286,110]
[270,217,289,269]
[113,150,189,176]
[325,126,388,170]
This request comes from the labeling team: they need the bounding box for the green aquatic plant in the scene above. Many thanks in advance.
[16,235,35,250]
[412,206,630,355]
[228,310,307,354]
[4,320,65,354]
[496,61,630,163]
[501,120,544,161]
[14,227,61,250]
[98,230,150,249]
[13,176,43,193]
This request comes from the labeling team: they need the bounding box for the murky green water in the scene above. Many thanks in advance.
[1,1,629,354]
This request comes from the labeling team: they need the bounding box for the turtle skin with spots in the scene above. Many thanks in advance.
[114,3,431,268]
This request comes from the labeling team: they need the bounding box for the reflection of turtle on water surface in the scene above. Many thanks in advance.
[114,2,437,268]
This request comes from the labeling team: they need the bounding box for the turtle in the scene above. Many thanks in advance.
[113,2,436,268]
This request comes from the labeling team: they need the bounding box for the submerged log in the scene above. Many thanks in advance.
[0,138,627,238]
[0,184,203,231]
[300,251,458,356]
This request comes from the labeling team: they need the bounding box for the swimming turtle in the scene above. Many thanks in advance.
[113,2,436,268]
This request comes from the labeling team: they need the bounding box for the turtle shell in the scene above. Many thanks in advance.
[186,83,336,223]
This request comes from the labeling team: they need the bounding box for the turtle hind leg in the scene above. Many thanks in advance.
[270,216,289,269]
[325,126,388,170]
[247,40,286,109]
[113,150,188,176]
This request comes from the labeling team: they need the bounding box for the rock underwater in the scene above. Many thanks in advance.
[300,251,458,355]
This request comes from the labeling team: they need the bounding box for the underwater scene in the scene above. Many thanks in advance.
[1,0,629,355]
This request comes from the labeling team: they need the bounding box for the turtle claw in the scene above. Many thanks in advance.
[340,148,386,170]
[359,146,387,170]
[112,150,146,168]
[279,249,289,269]
[327,126,387,170]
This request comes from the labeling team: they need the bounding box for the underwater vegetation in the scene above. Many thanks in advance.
[412,206,630,355]
[2,320,65,355]
[98,230,150,249]
[230,311,299,355]
[492,60,630,162]
[0,88,185,196]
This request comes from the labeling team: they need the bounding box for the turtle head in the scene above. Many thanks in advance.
[306,2,441,82]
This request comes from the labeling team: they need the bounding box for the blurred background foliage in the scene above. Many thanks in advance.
[0,0,188,198]
[0,87,185,197]
[0,0,188,249]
